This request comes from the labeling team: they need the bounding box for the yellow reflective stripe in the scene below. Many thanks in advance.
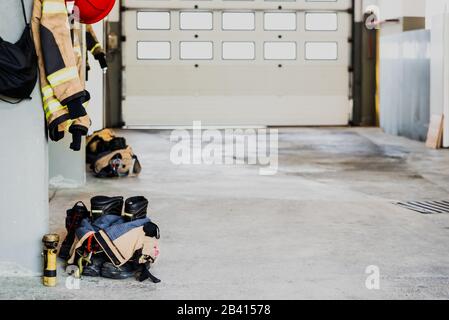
[44,99,65,119]
[44,100,88,119]
[47,67,78,87]
[65,119,75,131]
[90,43,101,54]
[44,102,88,121]
[41,86,54,101]
[42,1,68,14]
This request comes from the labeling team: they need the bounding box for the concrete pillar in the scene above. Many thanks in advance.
[49,138,86,188]
[0,0,48,275]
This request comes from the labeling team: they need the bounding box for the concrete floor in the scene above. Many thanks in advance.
[2,127,449,299]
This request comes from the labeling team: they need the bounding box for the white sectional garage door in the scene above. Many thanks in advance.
[122,0,352,127]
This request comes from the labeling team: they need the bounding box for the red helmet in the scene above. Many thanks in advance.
[66,0,116,24]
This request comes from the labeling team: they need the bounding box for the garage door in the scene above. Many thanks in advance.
[122,0,352,127]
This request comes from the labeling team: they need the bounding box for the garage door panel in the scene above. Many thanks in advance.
[125,65,348,96]
[124,0,352,11]
[128,11,352,39]
[123,96,349,127]
[122,0,352,127]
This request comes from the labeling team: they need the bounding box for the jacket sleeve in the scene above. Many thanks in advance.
[86,24,104,56]
[86,24,107,70]
[32,0,70,142]
[38,0,87,119]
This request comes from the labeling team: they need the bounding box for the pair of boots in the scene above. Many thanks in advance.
[82,253,139,280]
[60,196,149,260]
[90,195,149,222]
[82,196,151,279]
[59,195,150,271]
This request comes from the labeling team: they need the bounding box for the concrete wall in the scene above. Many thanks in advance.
[379,0,426,19]
[0,0,48,275]
[426,0,449,29]
[364,0,426,20]
[49,138,86,188]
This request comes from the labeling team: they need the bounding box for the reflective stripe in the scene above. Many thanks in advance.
[65,119,75,132]
[47,67,78,87]
[41,86,54,101]
[44,99,65,119]
[42,1,68,14]
[90,43,101,54]
[44,99,88,120]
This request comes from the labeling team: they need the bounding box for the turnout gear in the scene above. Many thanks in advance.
[32,0,91,151]
[123,196,149,222]
[86,24,107,71]
[59,201,90,260]
[67,0,116,24]
[68,211,160,282]
[90,195,124,220]
[86,129,142,178]
[93,146,141,178]
[87,129,126,159]
[0,0,38,103]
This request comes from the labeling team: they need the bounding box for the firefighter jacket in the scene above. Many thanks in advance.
[86,25,107,73]
[86,24,104,56]
[31,0,90,151]
[68,215,160,268]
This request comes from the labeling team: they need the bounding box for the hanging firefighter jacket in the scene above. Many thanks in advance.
[86,24,107,72]
[31,0,91,151]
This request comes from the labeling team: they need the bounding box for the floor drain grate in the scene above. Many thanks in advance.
[396,201,449,214]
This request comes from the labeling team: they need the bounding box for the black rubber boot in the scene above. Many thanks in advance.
[59,202,90,260]
[90,196,124,220]
[123,196,149,222]
[101,262,137,280]
[82,254,107,277]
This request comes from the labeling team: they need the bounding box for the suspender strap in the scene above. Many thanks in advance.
[20,0,28,25]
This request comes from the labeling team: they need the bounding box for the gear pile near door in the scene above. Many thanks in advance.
[86,129,142,178]
[59,195,161,283]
